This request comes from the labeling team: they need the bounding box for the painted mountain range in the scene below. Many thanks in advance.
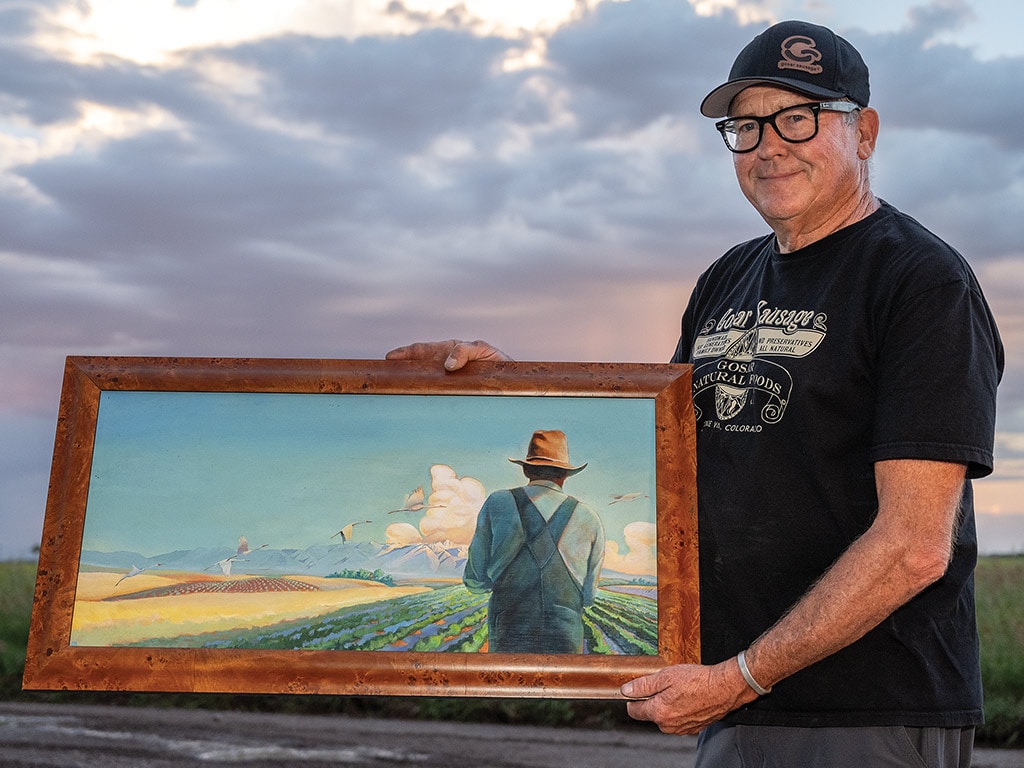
[80,540,469,582]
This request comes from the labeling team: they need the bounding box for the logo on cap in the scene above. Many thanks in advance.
[778,35,823,74]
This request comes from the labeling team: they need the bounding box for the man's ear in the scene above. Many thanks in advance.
[857,107,880,160]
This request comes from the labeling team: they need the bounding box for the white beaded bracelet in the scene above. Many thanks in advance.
[737,649,772,696]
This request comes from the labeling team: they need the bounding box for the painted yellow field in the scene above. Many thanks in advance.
[71,571,428,647]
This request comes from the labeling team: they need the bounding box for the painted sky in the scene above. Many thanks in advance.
[2,0,1022,558]
[80,390,657,558]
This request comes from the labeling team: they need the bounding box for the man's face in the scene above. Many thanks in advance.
[728,86,872,239]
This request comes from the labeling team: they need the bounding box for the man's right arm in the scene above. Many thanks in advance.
[385,339,512,371]
[463,494,498,593]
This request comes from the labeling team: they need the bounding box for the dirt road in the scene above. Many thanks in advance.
[2,702,691,768]
[0,702,1018,768]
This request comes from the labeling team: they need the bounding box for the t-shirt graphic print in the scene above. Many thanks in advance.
[691,300,827,430]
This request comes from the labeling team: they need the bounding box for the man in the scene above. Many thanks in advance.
[388,20,1003,767]
[463,429,605,654]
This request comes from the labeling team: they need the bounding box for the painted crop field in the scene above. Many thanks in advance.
[113,584,658,655]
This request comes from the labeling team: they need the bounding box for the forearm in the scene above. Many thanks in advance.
[744,522,943,689]
[742,459,966,692]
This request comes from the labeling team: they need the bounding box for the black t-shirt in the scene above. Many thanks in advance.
[672,200,1003,727]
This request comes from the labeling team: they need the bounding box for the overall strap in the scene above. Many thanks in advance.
[509,487,578,568]
[546,496,579,543]
[510,487,546,540]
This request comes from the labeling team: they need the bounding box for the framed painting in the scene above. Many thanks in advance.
[23,356,698,699]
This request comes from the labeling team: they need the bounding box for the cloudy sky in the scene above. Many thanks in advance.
[80,390,656,567]
[2,0,1022,559]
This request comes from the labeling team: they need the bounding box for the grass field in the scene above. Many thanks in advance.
[0,561,35,700]
[2,557,1022,744]
[975,556,1024,745]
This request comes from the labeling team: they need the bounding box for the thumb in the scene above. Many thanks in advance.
[621,672,666,700]
[443,343,471,371]
[445,340,511,370]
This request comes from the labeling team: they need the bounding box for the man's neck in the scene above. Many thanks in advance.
[773,192,879,254]
[528,479,565,491]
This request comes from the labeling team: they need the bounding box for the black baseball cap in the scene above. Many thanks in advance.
[700,20,870,118]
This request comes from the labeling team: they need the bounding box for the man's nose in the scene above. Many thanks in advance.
[757,120,789,155]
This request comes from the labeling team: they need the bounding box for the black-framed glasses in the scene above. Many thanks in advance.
[715,101,860,153]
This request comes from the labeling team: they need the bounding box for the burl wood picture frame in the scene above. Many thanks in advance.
[24,356,698,699]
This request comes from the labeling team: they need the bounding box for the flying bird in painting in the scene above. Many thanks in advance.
[206,553,246,576]
[387,486,445,514]
[331,520,372,543]
[609,492,648,504]
[204,535,265,576]
[114,562,163,587]
[218,557,241,575]
[236,536,267,556]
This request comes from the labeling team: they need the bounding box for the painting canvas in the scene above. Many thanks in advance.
[24,357,698,698]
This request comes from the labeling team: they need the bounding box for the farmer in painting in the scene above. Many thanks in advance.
[464,429,605,654]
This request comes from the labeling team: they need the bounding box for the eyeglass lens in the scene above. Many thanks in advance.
[719,104,820,152]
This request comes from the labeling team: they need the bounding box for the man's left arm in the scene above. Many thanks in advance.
[623,458,967,734]
[582,508,606,606]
